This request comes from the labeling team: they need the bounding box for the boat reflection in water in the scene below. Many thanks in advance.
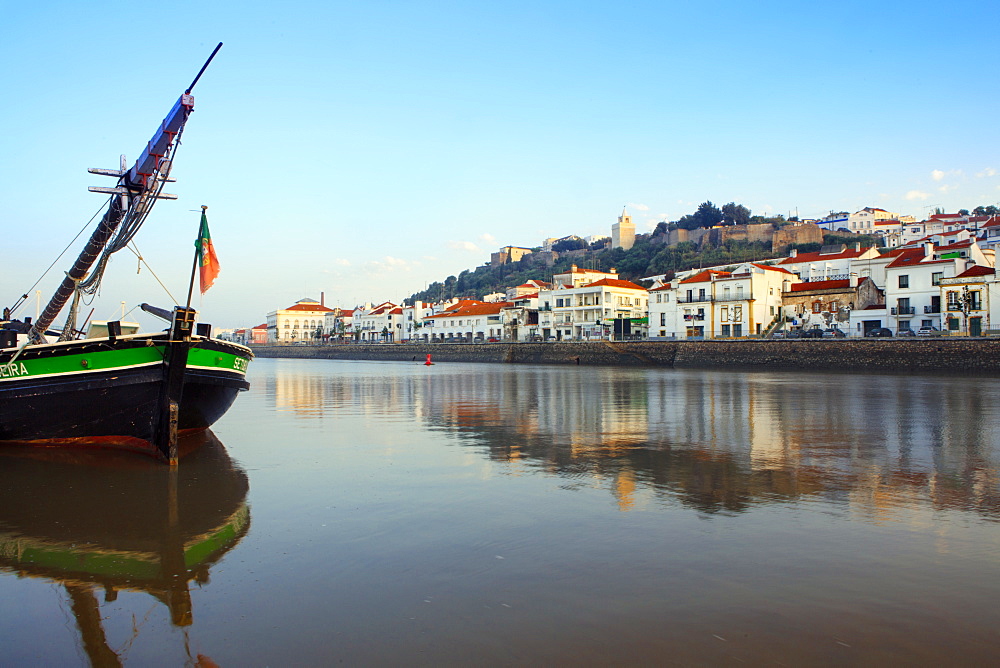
[0,431,249,666]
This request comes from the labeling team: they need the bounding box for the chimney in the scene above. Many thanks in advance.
[570,264,577,272]
[321,292,325,307]
[849,273,858,288]
[790,248,798,258]
[924,242,934,258]
[854,242,861,251]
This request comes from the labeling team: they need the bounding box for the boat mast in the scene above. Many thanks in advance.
[28,43,223,343]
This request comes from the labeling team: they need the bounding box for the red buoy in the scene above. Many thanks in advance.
[425,354,433,366]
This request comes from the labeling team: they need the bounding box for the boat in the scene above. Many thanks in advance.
[0,43,251,464]
[0,432,250,664]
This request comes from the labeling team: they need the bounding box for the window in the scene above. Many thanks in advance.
[970,291,982,310]
[898,275,909,289]
[660,313,666,326]
[698,288,706,301]
[721,307,729,322]
[931,272,943,286]
[813,301,822,313]
[733,324,743,337]
[736,285,744,299]
[686,290,693,302]
[724,287,731,300]
[946,291,961,311]
[721,324,731,337]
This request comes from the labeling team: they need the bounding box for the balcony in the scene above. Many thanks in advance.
[677,296,714,304]
[890,306,915,315]
[924,305,941,314]
[683,314,706,321]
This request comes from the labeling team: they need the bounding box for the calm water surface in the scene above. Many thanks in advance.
[2,358,1000,666]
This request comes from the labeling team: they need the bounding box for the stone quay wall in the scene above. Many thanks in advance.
[250,339,1000,374]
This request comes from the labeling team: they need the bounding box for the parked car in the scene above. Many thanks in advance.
[897,328,916,337]
[785,329,804,339]
[822,328,846,338]
[866,327,893,337]
[771,331,787,339]
[801,328,824,338]
[916,326,940,336]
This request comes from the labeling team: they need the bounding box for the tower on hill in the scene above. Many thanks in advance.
[612,207,635,250]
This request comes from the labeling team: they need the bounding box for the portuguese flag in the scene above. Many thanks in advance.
[195,210,221,293]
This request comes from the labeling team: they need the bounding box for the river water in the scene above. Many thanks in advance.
[2,358,1000,666]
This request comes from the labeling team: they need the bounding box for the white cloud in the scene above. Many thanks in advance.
[931,170,945,182]
[447,240,481,252]
[938,184,958,194]
[479,233,496,244]
[364,256,414,274]
[905,190,931,201]
[627,202,650,212]
[332,258,351,267]
[977,168,998,178]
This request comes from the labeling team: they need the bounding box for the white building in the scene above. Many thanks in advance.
[654,263,797,338]
[267,298,334,342]
[848,207,897,233]
[353,301,402,342]
[776,244,881,283]
[537,265,647,340]
[422,300,509,342]
[323,307,354,341]
[401,301,432,341]
[883,243,980,333]
[939,265,999,336]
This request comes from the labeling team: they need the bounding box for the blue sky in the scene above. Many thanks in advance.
[3,0,999,328]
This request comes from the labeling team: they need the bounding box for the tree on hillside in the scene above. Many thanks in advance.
[552,237,587,252]
[721,202,751,226]
[695,201,723,228]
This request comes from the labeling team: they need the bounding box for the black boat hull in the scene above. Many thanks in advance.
[0,334,251,457]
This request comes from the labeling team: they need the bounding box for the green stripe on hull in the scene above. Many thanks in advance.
[0,346,164,383]
[0,342,250,384]
[186,346,251,375]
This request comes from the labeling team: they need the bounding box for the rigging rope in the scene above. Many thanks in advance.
[7,201,109,318]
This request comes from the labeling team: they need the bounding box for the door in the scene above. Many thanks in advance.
[970,317,982,337]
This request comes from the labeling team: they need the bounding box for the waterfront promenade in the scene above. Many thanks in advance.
[251,338,1000,373]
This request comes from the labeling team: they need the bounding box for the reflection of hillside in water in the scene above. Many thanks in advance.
[0,432,250,665]
[268,364,1000,517]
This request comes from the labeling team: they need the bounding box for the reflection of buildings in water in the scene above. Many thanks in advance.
[386,367,1000,518]
[272,363,1000,518]
[0,432,250,665]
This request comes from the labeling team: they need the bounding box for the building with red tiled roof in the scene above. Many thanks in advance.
[251,323,268,345]
[783,276,882,334]
[938,264,999,335]
[777,244,881,282]
[882,241,992,333]
[421,301,511,341]
[354,301,402,342]
[536,265,649,340]
[267,298,334,343]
